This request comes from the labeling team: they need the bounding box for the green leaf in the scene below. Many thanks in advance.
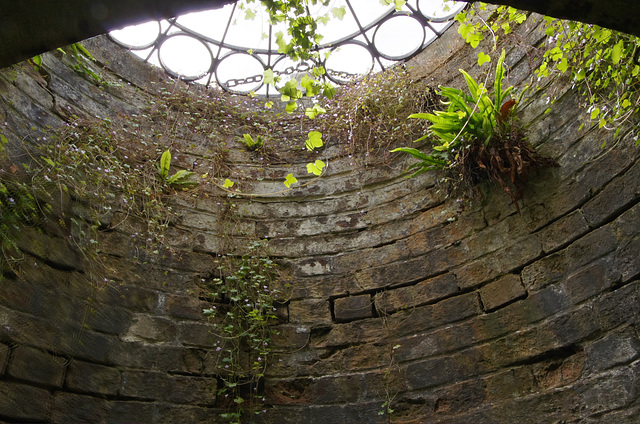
[590,107,600,120]
[160,150,171,179]
[305,131,323,151]
[284,173,298,188]
[477,51,491,66]
[331,6,346,19]
[263,68,277,85]
[306,160,325,176]
[223,179,234,188]
[611,40,624,64]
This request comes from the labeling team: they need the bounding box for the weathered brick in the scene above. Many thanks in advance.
[537,209,589,253]
[53,392,108,424]
[480,274,526,312]
[177,321,222,347]
[154,403,222,424]
[0,381,52,421]
[522,225,617,291]
[388,292,481,337]
[375,273,459,314]
[582,158,640,227]
[595,281,640,331]
[333,295,372,322]
[584,329,640,374]
[120,370,168,400]
[107,401,155,424]
[122,314,177,343]
[309,374,363,404]
[406,356,461,390]
[563,255,620,304]
[164,375,216,405]
[7,345,66,388]
[0,343,8,375]
[288,298,332,325]
[66,360,120,396]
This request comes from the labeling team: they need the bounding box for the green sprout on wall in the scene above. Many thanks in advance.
[393,50,557,209]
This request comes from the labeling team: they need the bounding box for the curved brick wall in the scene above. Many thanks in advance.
[1,14,639,424]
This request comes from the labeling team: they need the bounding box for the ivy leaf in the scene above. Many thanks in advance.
[306,160,325,176]
[244,9,256,20]
[557,57,569,73]
[263,68,277,85]
[264,101,274,109]
[477,51,491,66]
[590,107,600,120]
[305,104,326,119]
[305,131,323,151]
[223,179,234,188]
[331,6,346,20]
[283,173,298,188]
[611,40,624,64]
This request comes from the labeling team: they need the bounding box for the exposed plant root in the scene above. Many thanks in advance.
[458,127,558,212]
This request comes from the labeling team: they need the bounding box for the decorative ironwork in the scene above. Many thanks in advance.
[109,0,465,96]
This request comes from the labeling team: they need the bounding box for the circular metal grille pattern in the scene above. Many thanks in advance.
[109,0,465,96]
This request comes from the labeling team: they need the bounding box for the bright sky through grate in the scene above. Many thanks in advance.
[109,0,465,96]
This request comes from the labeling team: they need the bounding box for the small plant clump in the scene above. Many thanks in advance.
[393,50,557,209]
[202,240,285,423]
[316,66,440,164]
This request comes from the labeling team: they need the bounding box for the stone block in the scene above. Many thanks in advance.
[120,370,168,400]
[595,281,640,331]
[271,325,311,351]
[7,345,66,388]
[0,343,8,375]
[288,299,332,326]
[15,226,81,270]
[522,225,617,291]
[0,381,52,422]
[122,315,177,343]
[537,209,589,253]
[53,392,108,424]
[582,158,640,227]
[66,360,120,396]
[107,401,155,424]
[177,321,222,347]
[375,273,459,314]
[388,292,481,338]
[584,329,640,374]
[479,274,526,312]
[82,304,133,335]
[154,403,221,424]
[164,375,216,405]
[406,356,460,390]
[563,255,620,304]
[165,294,208,320]
[100,283,159,313]
[333,295,372,322]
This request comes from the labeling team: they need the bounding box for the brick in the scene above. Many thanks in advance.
[177,321,222,347]
[522,225,617,291]
[406,356,461,390]
[563,255,620,304]
[582,158,640,227]
[374,273,459,314]
[0,381,52,421]
[107,401,155,424]
[164,375,216,405]
[480,274,526,312]
[333,295,372,322]
[66,360,120,396]
[122,315,177,343]
[154,403,221,424]
[309,374,363,404]
[53,392,108,424]
[7,345,66,388]
[537,209,589,253]
[584,329,640,374]
[288,299,332,325]
[120,370,168,400]
[0,343,8,375]
[595,281,640,331]
[388,292,481,337]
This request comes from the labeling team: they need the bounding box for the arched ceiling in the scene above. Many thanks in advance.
[1,0,639,69]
